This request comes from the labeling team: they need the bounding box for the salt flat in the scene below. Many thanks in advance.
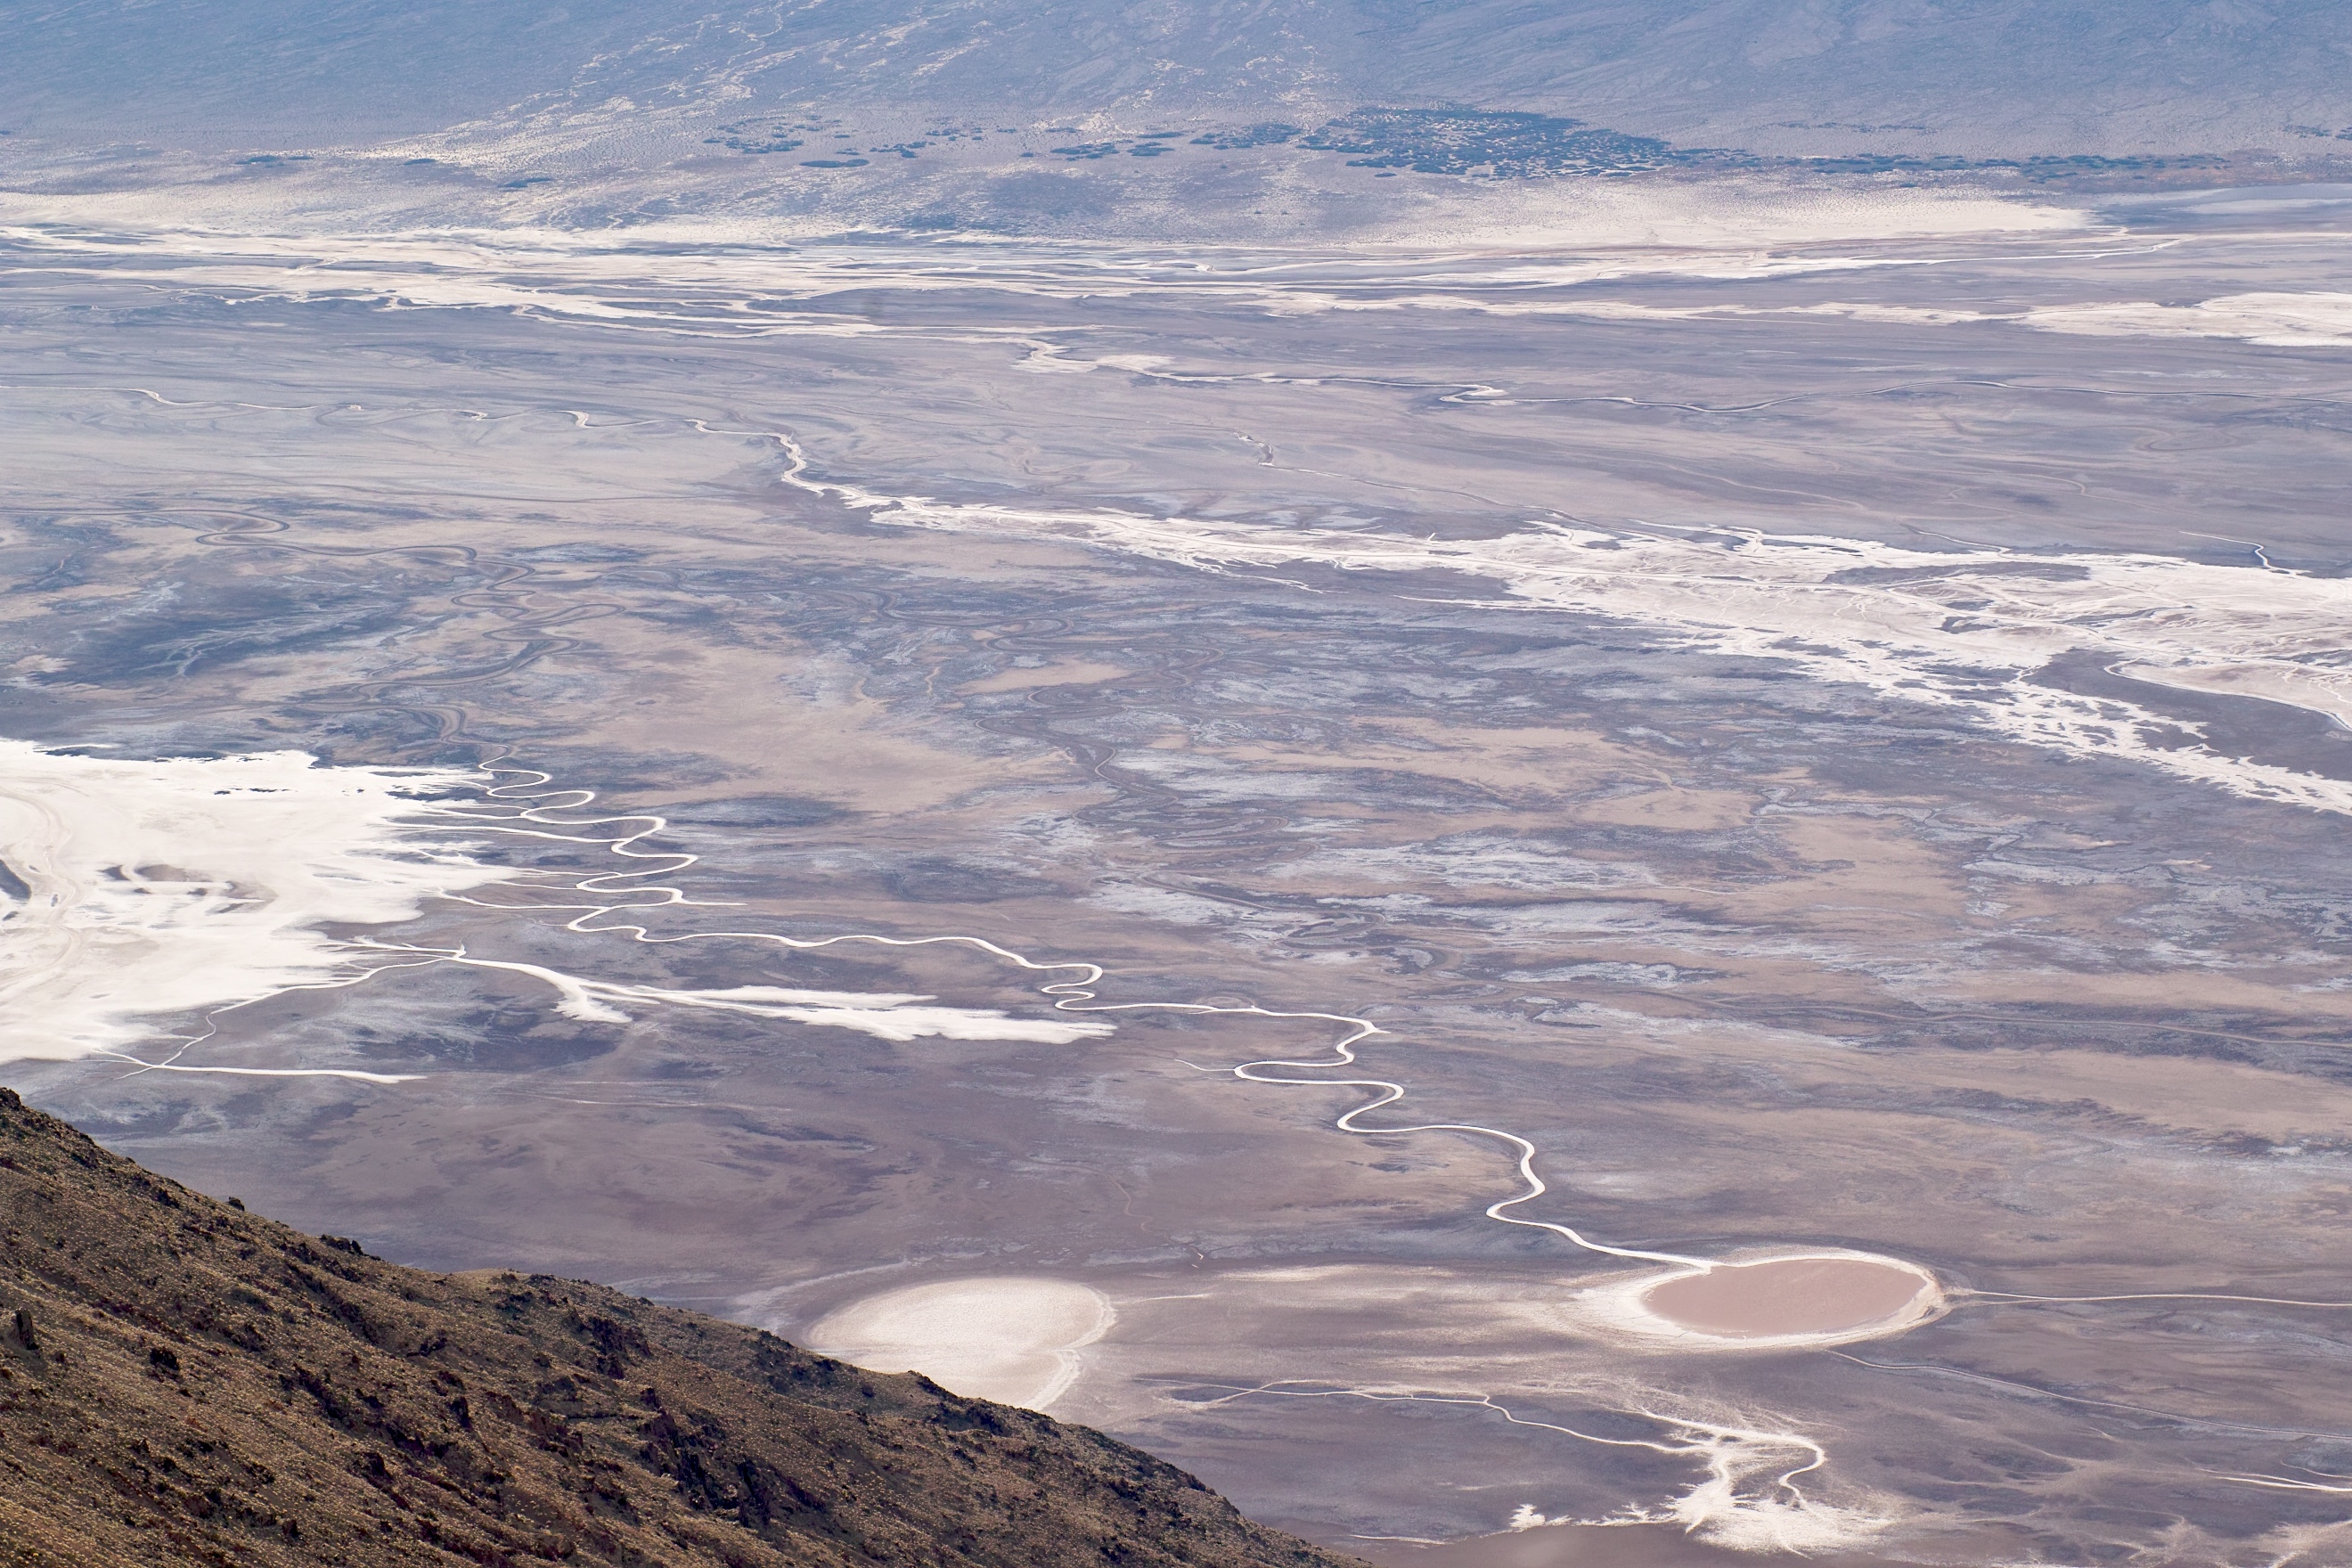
[4,25,2352,1557]
[809,1277,1115,1409]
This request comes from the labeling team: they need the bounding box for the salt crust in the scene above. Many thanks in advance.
[1572,1249,1946,1352]
[0,742,510,1065]
[805,1277,1115,1411]
[0,741,1115,1070]
[806,483,2352,820]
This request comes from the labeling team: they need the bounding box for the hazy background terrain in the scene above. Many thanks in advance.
[7,0,2352,241]
[12,0,2352,155]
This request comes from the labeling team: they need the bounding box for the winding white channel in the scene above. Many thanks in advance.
[19,486,2343,1543]
[0,737,1906,1535]
[0,742,1115,1075]
[1187,1381,1885,1552]
[7,217,2342,1553]
[413,766,1932,1545]
[14,739,2290,1547]
[757,433,2352,819]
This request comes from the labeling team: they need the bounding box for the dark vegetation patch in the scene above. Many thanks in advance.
[1299,109,1690,177]
[1189,124,1301,150]
[701,108,2317,199]
[1801,151,2230,181]
[705,118,823,154]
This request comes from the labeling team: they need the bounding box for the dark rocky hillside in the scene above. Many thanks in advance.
[0,1089,1362,1568]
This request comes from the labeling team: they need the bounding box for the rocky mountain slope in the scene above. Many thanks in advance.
[0,1088,1362,1568]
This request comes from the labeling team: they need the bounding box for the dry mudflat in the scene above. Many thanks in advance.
[1641,1257,1935,1339]
[4,194,2352,1565]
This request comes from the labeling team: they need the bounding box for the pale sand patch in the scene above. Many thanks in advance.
[592,644,1058,815]
[805,1277,1114,1411]
[1772,1046,2352,1144]
[1939,964,2352,1023]
[1577,1251,1943,1352]
[1204,723,1655,797]
[1574,788,1753,832]
[958,660,1132,694]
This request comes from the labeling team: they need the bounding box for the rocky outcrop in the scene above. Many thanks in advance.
[0,1088,1360,1568]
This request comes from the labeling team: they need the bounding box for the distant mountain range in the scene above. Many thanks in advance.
[7,0,2350,160]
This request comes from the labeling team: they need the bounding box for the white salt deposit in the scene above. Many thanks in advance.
[1353,290,2352,349]
[0,741,1121,1069]
[442,956,1118,1044]
[805,1277,1115,1411]
[0,742,510,1063]
[0,189,2083,349]
[2024,290,2352,347]
[792,465,2352,819]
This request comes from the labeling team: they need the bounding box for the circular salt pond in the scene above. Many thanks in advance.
[805,1276,1114,1410]
[1588,1251,1942,1350]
